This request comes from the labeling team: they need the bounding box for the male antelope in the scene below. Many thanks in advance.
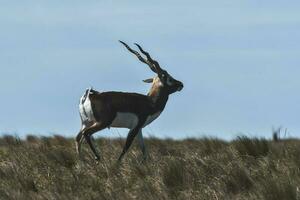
[76,41,184,162]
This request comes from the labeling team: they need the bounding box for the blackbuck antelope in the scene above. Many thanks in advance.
[76,41,184,162]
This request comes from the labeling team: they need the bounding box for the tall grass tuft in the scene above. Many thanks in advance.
[163,159,185,190]
[224,163,253,194]
[233,136,269,158]
[260,178,297,200]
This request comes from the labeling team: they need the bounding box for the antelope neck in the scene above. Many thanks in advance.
[147,84,169,112]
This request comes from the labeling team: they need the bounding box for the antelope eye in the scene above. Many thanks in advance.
[160,74,167,81]
[166,77,174,86]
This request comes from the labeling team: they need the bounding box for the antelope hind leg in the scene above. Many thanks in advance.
[83,122,107,161]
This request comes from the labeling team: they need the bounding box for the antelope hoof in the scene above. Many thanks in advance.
[95,156,100,162]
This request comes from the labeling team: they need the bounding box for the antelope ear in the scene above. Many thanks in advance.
[143,78,154,83]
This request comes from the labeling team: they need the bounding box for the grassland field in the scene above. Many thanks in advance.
[0,134,300,200]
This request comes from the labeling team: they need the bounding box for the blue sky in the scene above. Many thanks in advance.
[0,1,300,139]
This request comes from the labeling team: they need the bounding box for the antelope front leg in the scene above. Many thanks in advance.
[118,125,143,162]
[137,129,147,161]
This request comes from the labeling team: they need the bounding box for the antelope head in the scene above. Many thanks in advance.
[119,41,184,97]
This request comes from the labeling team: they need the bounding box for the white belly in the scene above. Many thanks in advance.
[111,112,139,129]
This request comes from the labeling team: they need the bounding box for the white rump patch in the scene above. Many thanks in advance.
[111,112,139,129]
[79,91,96,126]
[144,112,161,127]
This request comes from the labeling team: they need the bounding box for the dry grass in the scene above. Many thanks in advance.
[0,135,300,200]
